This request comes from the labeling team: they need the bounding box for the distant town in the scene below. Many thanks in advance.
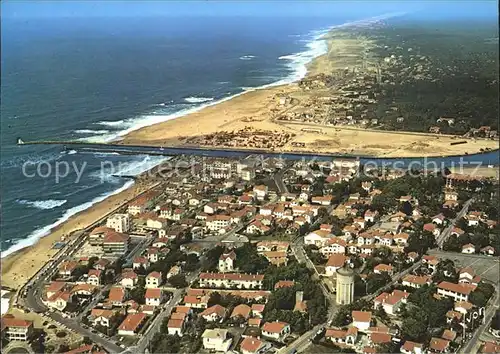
[2,155,499,354]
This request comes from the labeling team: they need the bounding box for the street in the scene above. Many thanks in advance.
[436,199,472,248]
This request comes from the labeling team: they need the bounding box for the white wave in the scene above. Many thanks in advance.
[94,119,127,128]
[1,180,135,258]
[17,199,67,210]
[0,152,62,169]
[67,150,77,155]
[184,96,214,103]
[74,129,110,135]
[239,55,256,60]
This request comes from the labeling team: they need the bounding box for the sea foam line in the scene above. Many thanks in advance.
[184,96,214,103]
[17,199,67,210]
[1,180,135,258]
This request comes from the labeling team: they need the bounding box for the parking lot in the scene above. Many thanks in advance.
[429,251,499,282]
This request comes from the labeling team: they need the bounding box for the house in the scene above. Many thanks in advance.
[461,244,475,254]
[121,269,138,288]
[320,238,347,256]
[218,251,236,273]
[145,288,164,307]
[261,321,291,341]
[146,271,162,289]
[480,246,495,256]
[454,301,473,314]
[199,273,264,289]
[402,275,432,289]
[262,251,288,267]
[364,210,379,223]
[311,195,333,206]
[423,223,440,237]
[200,304,227,323]
[202,329,233,352]
[106,213,131,233]
[352,311,372,331]
[1,315,33,341]
[481,342,500,353]
[373,264,394,276]
[304,230,333,247]
[325,327,358,347]
[429,337,450,353]
[246,220,271,235]
[401,341,425,354]
[46,291,72,311]
[369,331,392,345]
[437,281,475,302]
[117,313,147,336]
[325,254,347,276]
[108,287,126,307]
[132,257,150,270]
[251,304,265,318]
[183,295,209,309]
[442,329,457,342]
[274,280,295,290]
[240,337,271,354]
[87,269,101,286]
[253,185,268,201]
[432,214,446,225]
[230,304,252,322]
[167,265,181,279]
[89,308,116,328]
[167,317,186,337]
[373,290,409,315]
[59,261,78,277]
[206,215,231,232]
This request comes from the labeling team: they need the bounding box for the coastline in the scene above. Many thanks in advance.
[118,18,498,158]
[1,14,496,294]
[1,180,152,290]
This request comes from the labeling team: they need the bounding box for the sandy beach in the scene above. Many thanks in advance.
[1,182,151,290]
[120,28,498,157]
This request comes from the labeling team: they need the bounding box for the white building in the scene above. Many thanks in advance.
[202,329,233,352]
[199,272,264,289]
[106,213,131,233]
[218,251,236,273]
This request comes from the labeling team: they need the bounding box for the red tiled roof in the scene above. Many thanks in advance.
[370,332,391,344]
[240,337,264,353]
[326,254,347,268]
[145,288,161,299]
[262,321,289,333]
[118,313,146,332]
[352,311,372,323]
[167,318,184,329]
[231,304,251,319]
[108,287,125,302]
[201,304,226,318]
[274,280,295,290]
[429,337,449,352]
[1,315,33,328]
[438,281,474,295]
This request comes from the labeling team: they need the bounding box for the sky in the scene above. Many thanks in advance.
[2,1,498,19]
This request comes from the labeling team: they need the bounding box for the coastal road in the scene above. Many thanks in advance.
[436,199,472,248]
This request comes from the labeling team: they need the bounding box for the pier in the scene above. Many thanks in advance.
[15,137,500,166]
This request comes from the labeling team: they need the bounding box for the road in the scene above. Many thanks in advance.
[459,285,500,354]
[436,199,472,248]
[131,271,201,354]
[273,166,290,194]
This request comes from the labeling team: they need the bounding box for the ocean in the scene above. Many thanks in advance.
[0,14,354,256]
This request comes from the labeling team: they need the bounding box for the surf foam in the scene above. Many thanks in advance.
[184,96,214,103]
[17,199,68,210]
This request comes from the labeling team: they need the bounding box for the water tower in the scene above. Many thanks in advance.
[336,266,355,305]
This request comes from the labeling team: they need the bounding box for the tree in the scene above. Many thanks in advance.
[184,254,200,272]
[235,244,269,273]
[169,274,188,288]
[402,310,428,341]
[366,272,391,293]
[152,333,181,353]
[201,246,225,271]
[130,277,146,304]
[432,259,458,283]
[470,282,495,307]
